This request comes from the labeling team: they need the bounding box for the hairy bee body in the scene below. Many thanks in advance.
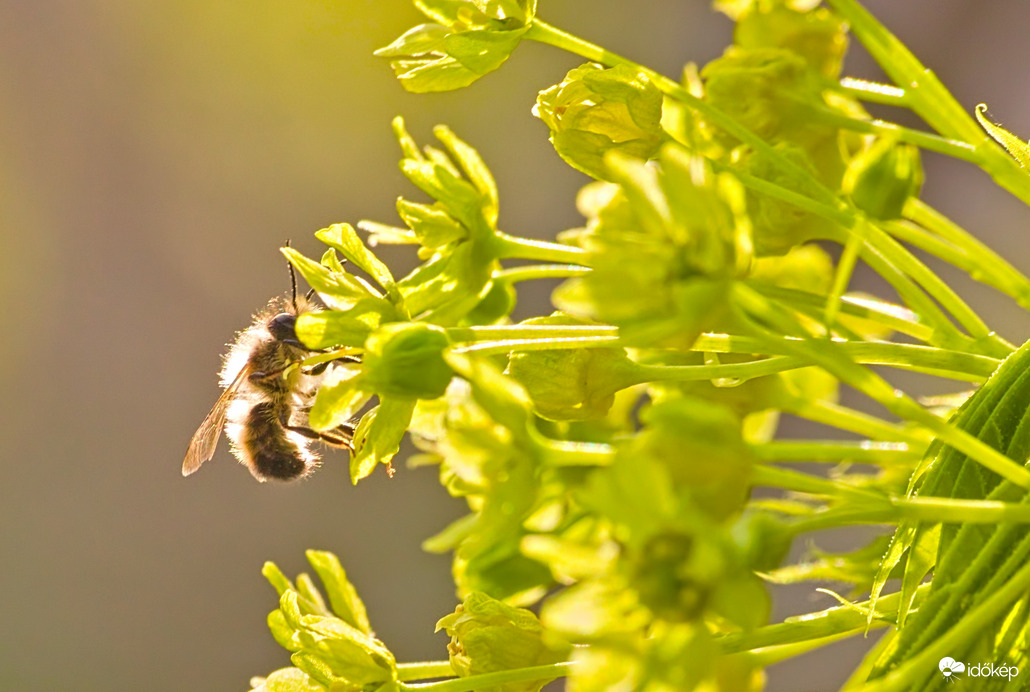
[183,289,354,483]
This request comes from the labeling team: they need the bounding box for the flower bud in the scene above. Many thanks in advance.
[843,137,923,220]
[363,323,452,399]
[436,592,568,692]
[505,315,638,420]
[535,63,663,180]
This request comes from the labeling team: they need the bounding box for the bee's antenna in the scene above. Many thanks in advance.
[284,239,299,312]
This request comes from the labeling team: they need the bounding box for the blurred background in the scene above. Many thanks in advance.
[2,1,1030,690]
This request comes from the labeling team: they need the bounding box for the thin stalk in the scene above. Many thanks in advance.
[402,661,576,692]
[717,585,928,654]
[694,332,997,380]
[751,464,887,502]
[397,661,455,682]
[744,284,932,343]
[528,12,1014,350]
[494,264,591,283]
[804,102,980,162]
[494,231,590,265]
[780,397,932,448]
[752,441,919,465]
[790,497,1030,533]
[727,164,990,348]
[540,439,616,466]
[904,199,1030,308]
[448,325,618,343]
[455,337,619,357]
[734,284,1030,489]
[838,77,909,107]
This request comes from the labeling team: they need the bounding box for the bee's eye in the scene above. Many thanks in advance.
[268,313,298,343]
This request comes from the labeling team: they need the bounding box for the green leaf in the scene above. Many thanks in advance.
[396,199,467,255]
[305,550,373,635]
[376,24,527,93]
[434,124,499,226]
[281,247,381,308]
[307,372,368,432]
[294,305,386,350]
[350,397,418,483]
[976,103,1030,168]
[263,562,296,597]
[315,223,395,292]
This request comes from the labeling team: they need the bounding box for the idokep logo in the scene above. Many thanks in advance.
[939,656,1019,683]
[938,658,964,682]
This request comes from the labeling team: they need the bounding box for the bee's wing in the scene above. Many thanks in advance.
[182,366,251,477]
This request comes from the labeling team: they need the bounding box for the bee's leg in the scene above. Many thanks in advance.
[277,408,355,449]
[302,361,330,376]
[300,354,361,377]
[248,365,291,383]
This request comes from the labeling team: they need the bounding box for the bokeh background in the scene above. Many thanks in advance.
[3,1,1030,690]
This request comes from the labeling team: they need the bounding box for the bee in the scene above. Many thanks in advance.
[182,259,355,482]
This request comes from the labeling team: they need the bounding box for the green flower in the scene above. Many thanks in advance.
[734,4,848,79]
[505,314,639,420]
[701,47,821,147]
[554,145,753,346]
[737,143,833,255]
[375,0,537,92]
[436,592,569,692]
[260,553,395,690]
[367,118,502,325]
[534,63,664,180]
[418,354,555,602]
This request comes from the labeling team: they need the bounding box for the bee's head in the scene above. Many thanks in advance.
[268,312,302,347]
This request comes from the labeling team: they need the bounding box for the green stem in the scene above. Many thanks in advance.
[904,199,1030,309]
[494,264,591,283]
[804,102,980,162]
[448,324,618,343]
[494,231,590,265]
[694,333,996,380]
[824,0,982,143]
[401,661,576,692]
[717,585,928,654]
[838,77,910,107]
[826,222,1005,353]
[455,337,619,357]
[791,497,1030,534]
[727,164,994,349]
[744,283,932,343]
[540,439,616,466]
[751,465,887,502]
[733,284,1030,489]
[453,325,996,381]
[752,441,920,465]
[397,661,455,682]
[781,397,932,448]
[527,16,1013,351]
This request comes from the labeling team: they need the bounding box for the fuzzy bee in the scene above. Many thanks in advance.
[182,264,354,482]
